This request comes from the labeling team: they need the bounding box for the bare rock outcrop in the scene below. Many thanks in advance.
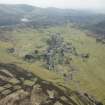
[0,63,103,105]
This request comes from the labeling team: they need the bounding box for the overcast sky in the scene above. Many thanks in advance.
[0,0,105,11]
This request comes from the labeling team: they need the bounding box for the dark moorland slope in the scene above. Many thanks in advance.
[0,63,102,105]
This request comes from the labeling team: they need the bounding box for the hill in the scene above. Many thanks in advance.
[0,25,105,104]
[87,20,105,37]
[0,4,105,105]
[0,63,102,105]
[0,4,105,28]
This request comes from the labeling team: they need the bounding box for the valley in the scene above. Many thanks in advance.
[0,24,105,104]
[0,4,105,105]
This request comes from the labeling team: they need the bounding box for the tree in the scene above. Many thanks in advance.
[45,33,78,70]
[45,33,64,70]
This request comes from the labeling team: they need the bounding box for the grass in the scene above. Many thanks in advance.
[0,25,105,104]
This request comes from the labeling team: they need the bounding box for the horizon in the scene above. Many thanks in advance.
[0,3,104,14]
[0,0,105,13]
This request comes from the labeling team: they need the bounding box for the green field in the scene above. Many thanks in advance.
[0,25,105,104]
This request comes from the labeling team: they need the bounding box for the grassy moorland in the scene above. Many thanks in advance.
[0,25,105,104]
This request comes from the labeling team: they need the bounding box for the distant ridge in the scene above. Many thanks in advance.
[0,4,105,37]
[0,4,104,27]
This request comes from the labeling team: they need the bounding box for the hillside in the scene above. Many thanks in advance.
[0,4,105,28]
[87,20,105,37]
[1,63,103,105]
[0,4,105,105]
[0,25,105,104]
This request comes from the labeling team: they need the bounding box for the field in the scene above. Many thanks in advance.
[0,25,105,104]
